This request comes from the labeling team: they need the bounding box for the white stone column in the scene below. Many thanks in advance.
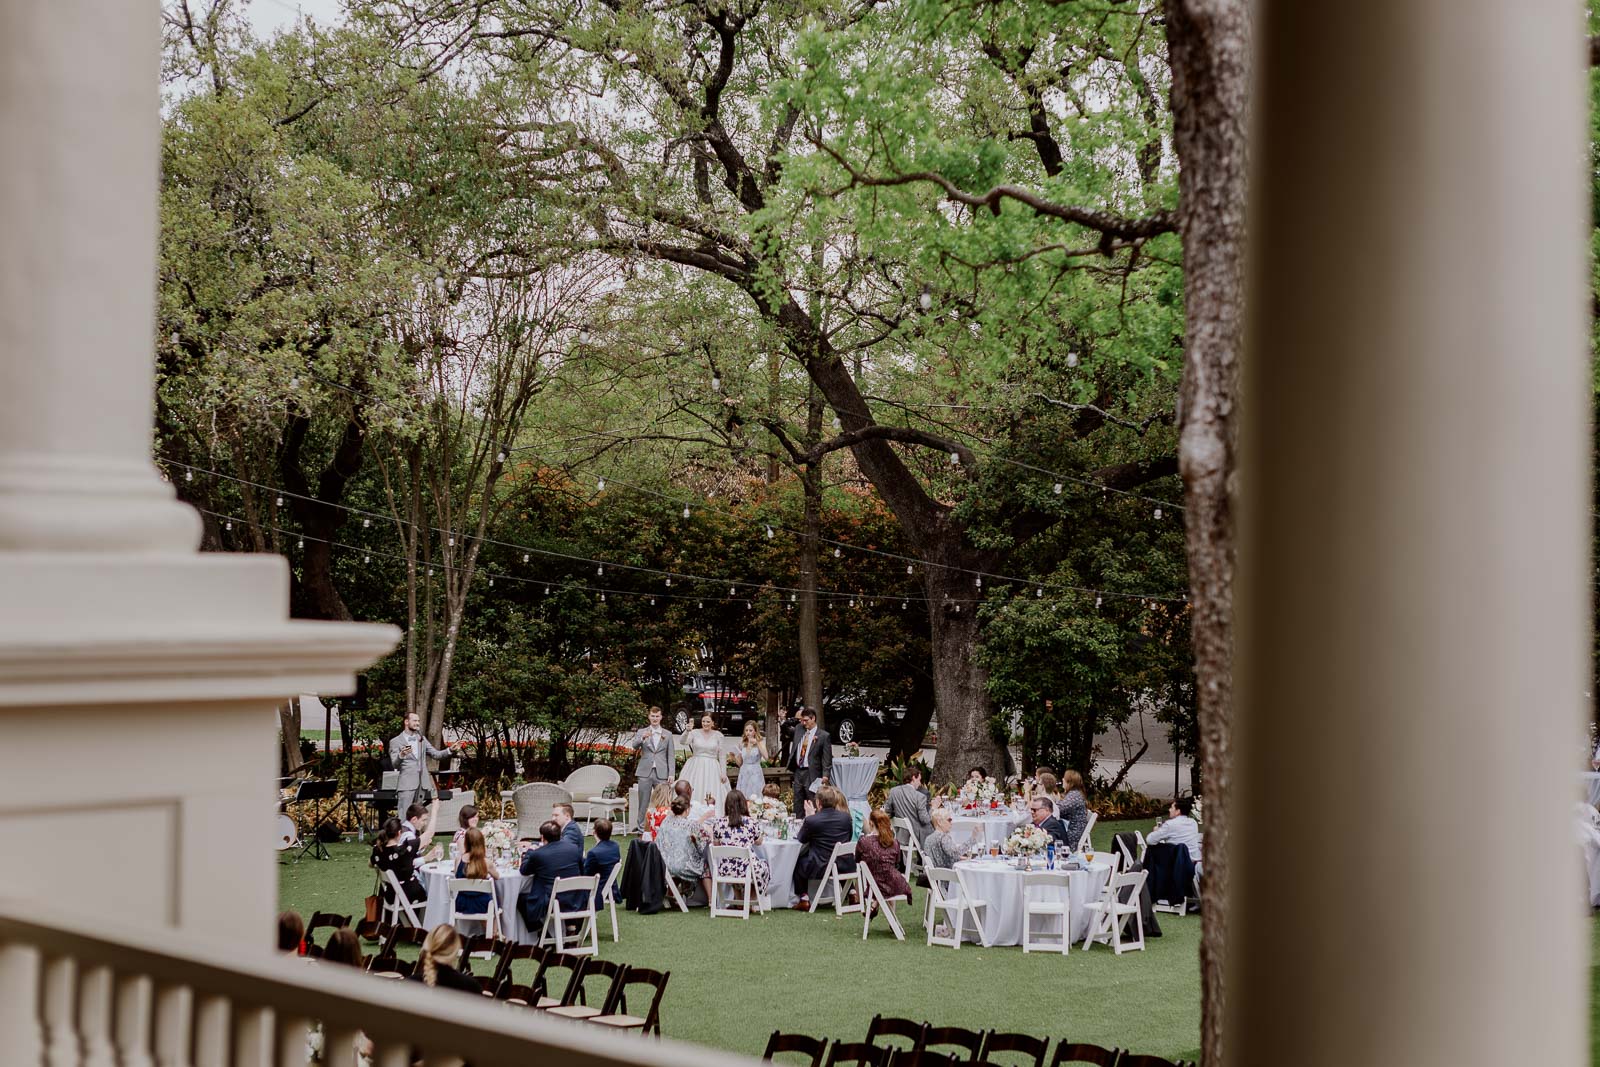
[0,0,198,551]
[0,2,398,949]
[1233,3,1589,1066]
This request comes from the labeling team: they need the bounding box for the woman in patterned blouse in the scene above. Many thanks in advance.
[709,789,772,899]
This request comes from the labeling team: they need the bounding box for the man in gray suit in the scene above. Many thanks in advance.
[389,711,451,816]
[629,706,675,831]
[886,764,934,845]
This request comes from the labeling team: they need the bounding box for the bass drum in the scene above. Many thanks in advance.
[276,813,299,851]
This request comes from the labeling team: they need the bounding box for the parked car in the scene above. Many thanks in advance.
[821,693,910,745]
[674,679,759,732]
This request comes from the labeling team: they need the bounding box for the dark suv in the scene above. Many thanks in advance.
[821,695,910,745]
[674,675,759,732]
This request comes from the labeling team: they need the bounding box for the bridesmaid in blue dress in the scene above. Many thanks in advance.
[736,721,768,797]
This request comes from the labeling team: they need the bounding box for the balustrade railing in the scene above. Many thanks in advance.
[0,903,749,1067]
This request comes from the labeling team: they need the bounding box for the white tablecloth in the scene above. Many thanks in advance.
[420,861,536,944]
[952,859,1112,947]
[832,756,881,816]
[950,811,1029,851]
[760,839,802,908]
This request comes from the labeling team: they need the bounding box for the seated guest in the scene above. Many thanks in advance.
[450,804,479,859]
[886,765,933,844]
[452,827,494,920]
[832,785,864,841]
[674,778,715,824]
[967,766,988,783]
[1034,771,1062,814]
[793,785,855,909]
[1029,796,1070,845]
[277,910,305,955]
[321,927,363,967]
[855,809,913,906]
[644,782,673,834]
[762,782,783,801]
[407,925,481,993]
[709,789,772,901]
[552,802,585,849]
[658,796,710,901]
[923,808,961,870]
[371,816,428,909]
[1147,796,1203,866]
[1057,769,1090,849]
[583,818,622,890]
[518,820,584,933]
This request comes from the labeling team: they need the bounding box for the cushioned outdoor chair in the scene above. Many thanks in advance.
[511,782,573,840]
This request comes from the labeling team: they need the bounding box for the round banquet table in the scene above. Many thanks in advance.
[759,837,802,908]
[830,756,882,817]
[952,858,1112,947]
[419,860,536,944]
[949,810,1029,851]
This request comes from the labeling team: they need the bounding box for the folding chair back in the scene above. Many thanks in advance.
[858,864,907,941]
[1119,1056,1190,1067]
[1049,1044,1121,1067]
[545,957,629,1020]
[922,1025,984,1062]
[447,877,502,939]
[865,1014,926,1052]
[1076,811,1099,852]
[765,1031,829,1067]
[591,967,671,1034]
[541,874,599,955]
[598,861,624,940]
[710,844,758,918]
[381,868,424,928]
[923,867,987,949]
[826,1042,890,1067]
[978,1032,1047,1067]
[810,841,862,914]
[1020,871,1073,955]
[890,1052,958,1067]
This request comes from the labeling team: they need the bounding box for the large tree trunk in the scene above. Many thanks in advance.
[1166,2,1249,1065]
[278,697,304,776]
[925,558,1005,786]
[279,412,365,623]
[798,389,825,718]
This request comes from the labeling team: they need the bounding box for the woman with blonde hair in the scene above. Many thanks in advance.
[644,780,673,834]
[735,720,768,797]
[407,925,479,993]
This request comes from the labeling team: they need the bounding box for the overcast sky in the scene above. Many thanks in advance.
[244,0,347,38]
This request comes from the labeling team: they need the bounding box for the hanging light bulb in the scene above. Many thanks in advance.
[650,597,656,605]
[288,375,299,390]
[543,585,549,595]
[975,576,983,588]
[276,496,284,507]
[906,564,914,574]
[711,374,722,392]
[697,600,704,609]
[433,275,447,298]
[833,547,841,558]
[522,554,530,563]
[665,577,673,587]
[600,593,606,602]
[1036,587,1043,597]
[1053,483,1063,495]
[597,565,605,576]
[363,518,371,528]
[597,477,606,492]
[496,451,506,463]
[297,538,304,550]
[954,604,962,614]
[746,601,752,609]
[448,536,455,547]
[683,505,691,519]
[169,331,179,345]
[427,568,433,577]
[918,289,932,311]
[489,577,495,587]
[1095,595,1103,609]
[832,415,842,431]
[184,470,192,482]
[729,586,736,596]
[765,525,774,539]
[1154,506,1163,520]
[225,521,232,531]
[578,329,591,345]
[1066,352,1079,369]
[363,554,370,564]
[901,601,907,610]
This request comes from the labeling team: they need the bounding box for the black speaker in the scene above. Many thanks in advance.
[341,674,369,711]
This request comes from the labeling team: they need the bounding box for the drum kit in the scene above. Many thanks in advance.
[277,778,341,861]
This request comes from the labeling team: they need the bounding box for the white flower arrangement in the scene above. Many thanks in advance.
[1002,823,1051,857]
[750,796,788,825]
[1191,797,1203,825]
[957,776,1003,809]
[483,820,517,855]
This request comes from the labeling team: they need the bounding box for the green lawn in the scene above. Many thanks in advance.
[280,819,1201,1061]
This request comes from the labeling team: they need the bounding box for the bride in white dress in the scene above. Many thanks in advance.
[680,712,729,810]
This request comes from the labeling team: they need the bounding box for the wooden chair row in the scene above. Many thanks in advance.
[765,1019,1195,1067]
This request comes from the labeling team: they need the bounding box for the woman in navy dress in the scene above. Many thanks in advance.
[452,827,494,919]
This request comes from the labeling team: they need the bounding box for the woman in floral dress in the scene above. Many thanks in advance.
[709,789,772,899]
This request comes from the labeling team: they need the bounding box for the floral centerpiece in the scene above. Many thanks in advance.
[483,820,517,857]
[957,776,1003,810]
[844,741,861,757]
[1002,823,1051,857]
[750,796,787,824]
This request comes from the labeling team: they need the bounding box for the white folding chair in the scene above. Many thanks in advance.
[597,863,623,940]
[924,867,988,949]
[381,869,424,928]
[539,875,599,956]
[1020,871,1073,955]
[858,865,907,941]
[1116,831,1149,870]
[1076,810,1099,853]
[808,841,862,915]
[446,877,502,939]
[661,870,691,913]
[709,845,762,919]
[1081,867,1147,954]
[890,817,925,881]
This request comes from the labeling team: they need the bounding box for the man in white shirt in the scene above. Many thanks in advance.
[1147,796,1203,866]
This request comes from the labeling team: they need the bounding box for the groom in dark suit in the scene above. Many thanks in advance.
[787,707,833,817]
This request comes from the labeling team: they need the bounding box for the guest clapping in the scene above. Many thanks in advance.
[371,816,428,909]
[793,785,854,909]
